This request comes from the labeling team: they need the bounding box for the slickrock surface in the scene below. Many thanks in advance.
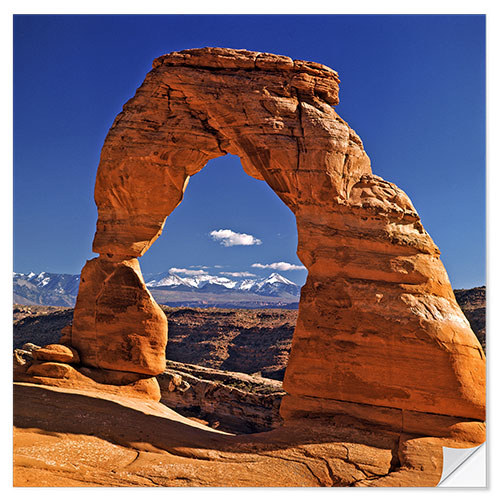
[16,360,162,402]
[13,381,484,487]
[70,47,484,423]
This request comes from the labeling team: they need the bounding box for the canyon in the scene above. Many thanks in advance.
[14,285,485,439]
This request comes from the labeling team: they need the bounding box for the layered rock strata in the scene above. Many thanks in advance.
[70,258,167,375]
[69,48,484,435]
[158,361,285,433]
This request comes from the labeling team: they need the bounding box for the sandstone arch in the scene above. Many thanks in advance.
[69,48,485,429]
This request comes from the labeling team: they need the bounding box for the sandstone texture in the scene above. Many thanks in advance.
[70,258,167,375]
[13,382,484,487]
[71,47,484,422]
[32,344,80,364]
[20,47,485,486]
[14,295,485,381]
[158,360,285,433]
[18,360,161,402]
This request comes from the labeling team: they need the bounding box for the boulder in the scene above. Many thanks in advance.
[27,361,74,379]
[22,362,161,401]
[32,344,80,364]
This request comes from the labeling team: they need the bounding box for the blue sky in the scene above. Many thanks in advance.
[13,14,485,288]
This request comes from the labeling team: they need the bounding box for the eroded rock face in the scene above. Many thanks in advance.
[70,258,167,375]
[71,48,485,426]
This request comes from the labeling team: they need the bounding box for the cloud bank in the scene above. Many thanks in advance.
[252,261,306,271]
[210,229,262,247]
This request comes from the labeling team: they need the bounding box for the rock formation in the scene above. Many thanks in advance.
[15,47,485,486]
[69,46,483,420]
[158,360,285,433]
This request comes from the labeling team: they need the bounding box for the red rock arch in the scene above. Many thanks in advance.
[69,48,484,425]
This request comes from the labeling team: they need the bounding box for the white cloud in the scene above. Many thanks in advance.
[220,271,257,278]
[169,267,208,276]
[189,265,209,269]
[210,229,262,247]
[251,261,306,271]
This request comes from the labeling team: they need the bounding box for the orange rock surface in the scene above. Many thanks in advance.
[70,258,167,375]
[13,382,485,487]
[32,344,80,364]
[20,362,162,401]
[42,47,486,486]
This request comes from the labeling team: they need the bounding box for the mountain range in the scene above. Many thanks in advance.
[13,271,302,308]
[13,272,81,307]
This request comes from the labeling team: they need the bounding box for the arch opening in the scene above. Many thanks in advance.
[138,153,306,389]
[139,153,305,291]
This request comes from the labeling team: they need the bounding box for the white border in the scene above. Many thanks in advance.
[4,1,498,496]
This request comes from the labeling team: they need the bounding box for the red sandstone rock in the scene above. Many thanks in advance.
[71,258,167,375]
[22,362,161,401]
[70,48,484,431]
[32,344,80,364]
[13,381,485,487]
[27,361,74,379]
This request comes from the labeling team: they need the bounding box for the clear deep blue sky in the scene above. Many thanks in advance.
[13,14,485,288]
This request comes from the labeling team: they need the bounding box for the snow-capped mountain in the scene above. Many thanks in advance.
[246,273,299,297]
[13,270,302,308]
[13,272,80,306]
[145,271,300,297]
[146,273,238,290]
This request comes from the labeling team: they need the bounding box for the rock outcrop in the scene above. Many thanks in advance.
[70,258,167,375]
[13,298,486,381]
[158,360,285,433]
[19,47,484,486]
